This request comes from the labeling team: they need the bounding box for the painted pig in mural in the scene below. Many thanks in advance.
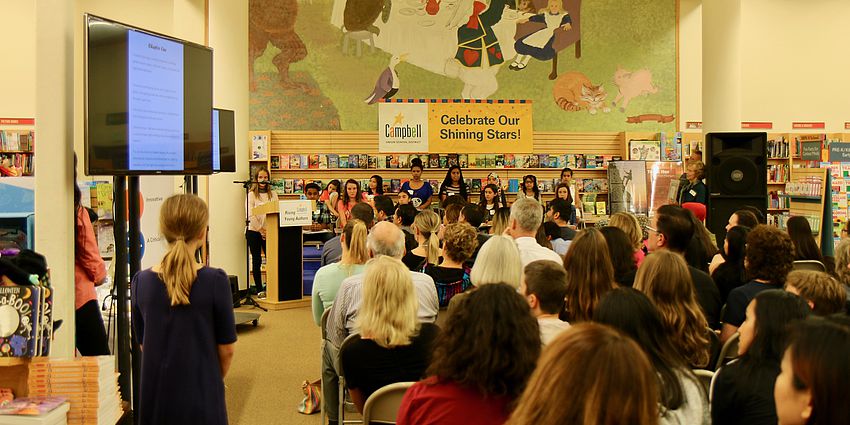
[612,67,658,112]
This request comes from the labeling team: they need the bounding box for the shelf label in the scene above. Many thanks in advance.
[828,142,850,163]
[801,141,823,161]
[741,121,773,129]
[685,121,702,129]
[792,122,825,129]
[0,118,35,125]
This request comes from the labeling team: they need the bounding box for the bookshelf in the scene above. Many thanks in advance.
[766,133,793,223]
[0,128,35,177]
[779,168,828,247]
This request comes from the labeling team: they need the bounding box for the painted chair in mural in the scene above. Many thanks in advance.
[513,0,581,80]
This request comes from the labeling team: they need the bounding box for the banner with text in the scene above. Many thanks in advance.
[378,100,533,153]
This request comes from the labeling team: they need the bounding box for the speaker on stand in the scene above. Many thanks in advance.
[705,132,768,242]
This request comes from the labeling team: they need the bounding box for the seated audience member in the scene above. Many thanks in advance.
[721,225,794,343]
[520,260,570,345]
[831,239,850,312]
[394,203,419,254]
[395,189,412,208]
[595,288,710,425]
[478,183,504,223]
[447,235,523,315]
[441,194,467,210]
[599,226,638,287]
[546,199,577,240]
[684,207,719,273]
[403,210,441,271]
[712,290,810,425]
[542,221,569,257]
[784,270,846,315]
[397,284,540,425]
[443,203,463,225]
[459,204,489,264]
[710,225,751,303]
[534,224,552,250]
[739,205,766,224]
[507,323,659,425]
[323,222,439,425]
[489,206,511,235]
[340,256,440,412]
[786,216,824,263]
[563,228,616,322]
[635,250,711,368]
[726,209,759,232]
[509,198,563,267]
[424,223,477,307]
[372,195,395,223]
[311,219,368,326]
[304,182,334,232]
[608,211,645,267]
[774,318,850,425]
[321,202,375,267]
[647,205,722,329]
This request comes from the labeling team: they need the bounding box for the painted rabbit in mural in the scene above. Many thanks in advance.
[248,0,307,91]
[612,67,658,112]
[444,0,506,99]
[552,71,610,114]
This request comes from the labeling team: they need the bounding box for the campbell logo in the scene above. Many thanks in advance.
[385,112,423,139]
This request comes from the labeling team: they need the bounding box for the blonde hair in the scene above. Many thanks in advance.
[341,219,369,265]
[413,210,441,266]
[491,207,511,235]
[835,239,850,286]
[470,235,522,288]
[786,270,847,316]
[355,256,419,348]
[251,166,278,200]
[634,251,710,367]
[609,212,643,251]
[158,194,208,306]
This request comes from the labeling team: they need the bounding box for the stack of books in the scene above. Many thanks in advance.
[27,356,122,425]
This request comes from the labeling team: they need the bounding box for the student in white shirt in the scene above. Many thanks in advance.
[508,198,563,267]
[520,260,570,345]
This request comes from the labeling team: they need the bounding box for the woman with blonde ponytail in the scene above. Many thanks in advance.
[403,210,441,271]
[311,219,370,325]
[131,194,236,425]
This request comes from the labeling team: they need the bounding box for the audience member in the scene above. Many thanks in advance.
[321,202,374,266]
[709,225,751,303]
[339,256,440,412]
[366,174,384,196]
[304,183,334,233]
[131,194,236,425]
[520,260,570,345]
[534,223,552,250]
[443,203,463,225]
[372,195,395,222]
[489,206,511,235]
[595,288,709,425]
[726,209,759,232]
[634,250,711,368]
[510,198,562,266]
[324,179,341,218]
[311,219,368,326]
[424,223,477,307]
[711,290,810,425]
[396,189,412,207]
[786,216,824,263]
[438,165,469,203]
[479,183,504,223]
[784,270,846,315]
[397,284,540,425]
[608,211,645,266]
[546,199,577,240]
[647,205,722,328]
[684,208,719,272]
[679,160,707,205]
[563,228,616,322]
[394,203,419,253]
[739,205,766,224]
[323,222,439,424]
[721,225,794,343]
[337,179,367,228]
[506,323,659,425]
[446,235,524,316]
[774,318,850,425]
[542,221,569,257]
[831,239,850,311]
[517,174,540,201]
[403,210,441,271]
[551,182,577,225]
[459,204,489,264]
[599,226,638,287]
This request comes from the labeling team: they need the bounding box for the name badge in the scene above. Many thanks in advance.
[689,189,697,196]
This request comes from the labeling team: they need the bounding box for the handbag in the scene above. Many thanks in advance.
[297,379,322,415]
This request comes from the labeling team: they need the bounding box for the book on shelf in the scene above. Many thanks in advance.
[582,194,597,215]
[368,155,377,169]
[300,154,309,169]
[508,179,519,193]
[339,155,349,168]
[595,201,607,215]
[439,155,448,168]
[767,136,789,158]
[319,155,329,169]
[0,396,66,416]
[0,285,42,357]
[459,154,468,168]
[308,154,320,169]
[398,154,408,168]
[470,179,481,193]
[327,154,339,169]
[390,179,401,192]
[347,154,358,169]
[429,154,440,168]
[358,155,368,169]
[660,132,683,162]
[447,154,458,167]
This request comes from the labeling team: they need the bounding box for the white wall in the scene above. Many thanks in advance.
[0,1,36,118]
[678,0,702,128]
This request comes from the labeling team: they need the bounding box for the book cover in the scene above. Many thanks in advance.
[327,154,339,169]
[576,154,586,168]
[495,154,505,167]
[582,194,597,215]
[459,154,468,168]
[300,154,309,169]
[293,179,304,194]
[0,396,67,415]
[439,155,448,168]
[468,154,479,168]
[471,179,482,193]
[339,155,349,168]
[508,179,519,193]
[389,155,399,168]
[399,154,409,169]
[319,155,329,169]
[660,132,683,162]
[289,155,301,169]
[504,154,515,168]
[448,154,458,167]
[595,201,607,215]
[543,180,554,192]
[269,155,281,170]
[284,179,294,194]
[429,179,440,194]
[251,134,268,161]
[0,285,40,357]
[527,154,539,168]
[548,155,559,168]
[629,140,662,161]
[358,154,368,169]
[368,155,378,169]
[390,179,401,192]
[278,154,289,169]
[485,154,496,168]
[38,286,53,356]
[429,154,440,168]
[536,154,546,168]
[346,154,357,168]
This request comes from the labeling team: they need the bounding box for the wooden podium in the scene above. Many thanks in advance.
[252,201,311,310]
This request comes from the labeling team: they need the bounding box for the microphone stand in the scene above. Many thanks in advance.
[234,179,269,312]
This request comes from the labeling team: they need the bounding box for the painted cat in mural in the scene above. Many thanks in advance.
[612,67,658,112]
[552,71,610,114]
[248,0,307,91]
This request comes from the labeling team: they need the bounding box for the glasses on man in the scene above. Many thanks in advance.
[644,225,659,234]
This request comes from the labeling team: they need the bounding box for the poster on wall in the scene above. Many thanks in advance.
[248,0,678,132]
[378,102,429,152]
[608,160,649,215]
[628,140,661,161]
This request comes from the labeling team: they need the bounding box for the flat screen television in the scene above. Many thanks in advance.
[213,108,236,173]
[84,14,214,175]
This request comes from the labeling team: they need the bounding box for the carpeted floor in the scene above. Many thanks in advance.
[226,306,325,425]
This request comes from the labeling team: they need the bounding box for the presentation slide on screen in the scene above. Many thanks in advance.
[127,30,184,171]
[212,109,220,171]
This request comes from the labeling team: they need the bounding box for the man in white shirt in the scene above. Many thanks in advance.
[322,221,439,424]
[509,197,563,267]
[520,260,570,345]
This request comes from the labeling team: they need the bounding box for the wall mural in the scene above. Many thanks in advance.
[249,0,677,131]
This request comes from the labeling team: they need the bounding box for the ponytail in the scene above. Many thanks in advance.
[343,219,369,265]
[157,194,208,306]
[424,231,440,265]
[413,210,442,266]
[158,238,197,306]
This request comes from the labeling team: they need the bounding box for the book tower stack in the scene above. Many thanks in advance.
[27,356,123,425]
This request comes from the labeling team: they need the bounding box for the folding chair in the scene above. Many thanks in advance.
[792,260,826,272]
[705,327,722,370]
[692,369,714,399]
[320,309,331,424]
[714,332,740,371]
[362,382,415,425]
[337,334,362,424]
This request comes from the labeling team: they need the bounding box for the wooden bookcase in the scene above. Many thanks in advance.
[784,168,828,247]
[0,127,35,177]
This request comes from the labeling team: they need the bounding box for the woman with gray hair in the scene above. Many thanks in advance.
[444,235,523,317]
[831,238,850,313]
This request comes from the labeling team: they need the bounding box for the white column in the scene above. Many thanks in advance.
[701,0,742,133]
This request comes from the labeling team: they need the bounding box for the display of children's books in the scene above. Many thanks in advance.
[251,134,269,161]
[629,140,662,161]
[0,396,66,415]
[660,132,683,162]
[0,285,41,357]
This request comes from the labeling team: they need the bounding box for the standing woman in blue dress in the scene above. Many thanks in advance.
[132,194,237,425]
[401,158,433,210]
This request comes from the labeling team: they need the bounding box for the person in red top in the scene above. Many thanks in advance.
[74,162,110,355]
[397,283,540,425]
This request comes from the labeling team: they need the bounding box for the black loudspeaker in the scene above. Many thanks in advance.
[705,132,768,240]
[228,275,241,308]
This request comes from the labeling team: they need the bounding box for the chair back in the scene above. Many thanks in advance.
[337,334,362,424]
[793,260,826,272]
[362,382,416,424]
[321,308,331,340]
[714,333,740,371]
[706,327,722,370]
[691,369,714,399]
